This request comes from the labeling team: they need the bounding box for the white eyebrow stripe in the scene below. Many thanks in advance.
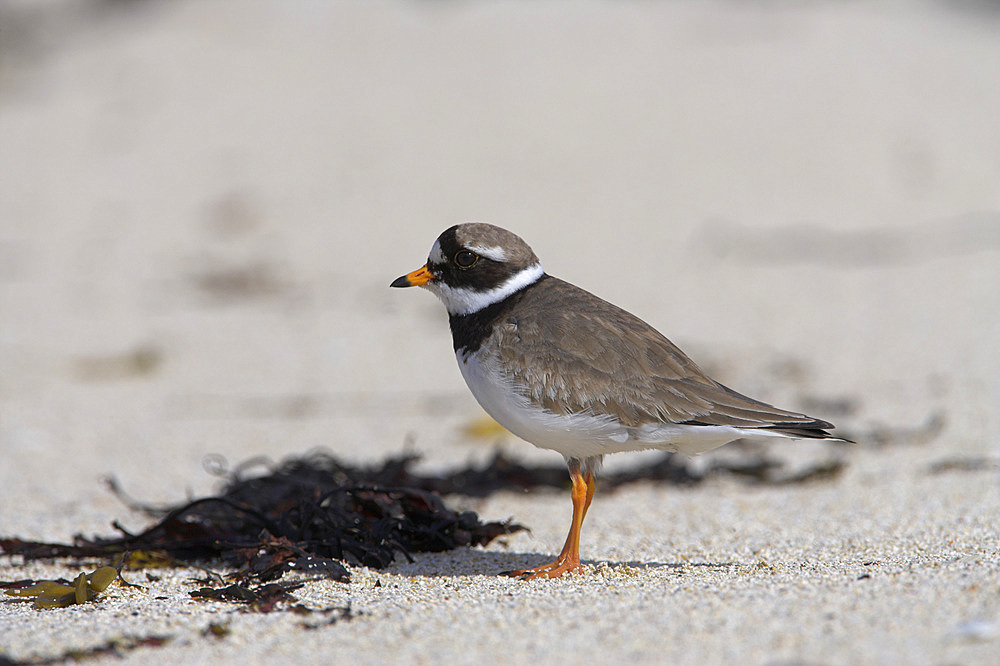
[467,244,507,263]
[428,240,445,265]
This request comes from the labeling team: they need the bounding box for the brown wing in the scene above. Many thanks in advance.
[495,277,832,432]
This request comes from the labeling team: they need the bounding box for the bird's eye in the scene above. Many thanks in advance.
[454,250,478,268]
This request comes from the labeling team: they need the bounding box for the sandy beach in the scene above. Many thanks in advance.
[1,1,998,664]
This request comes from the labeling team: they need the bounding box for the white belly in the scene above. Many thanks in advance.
[456,348,768,459]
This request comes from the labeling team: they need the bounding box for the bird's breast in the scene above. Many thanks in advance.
[455,346,633,458]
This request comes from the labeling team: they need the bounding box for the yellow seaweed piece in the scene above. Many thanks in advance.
[125,550,173,569]
[6,581,59,596]
[4,565,119,609]
[74,573,89,604]
[88,566,117,592]
[7,581,76,599]
[461,415,510,440]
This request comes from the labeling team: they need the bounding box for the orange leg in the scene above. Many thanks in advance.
[504,463,596,580]
[582,469,596,520]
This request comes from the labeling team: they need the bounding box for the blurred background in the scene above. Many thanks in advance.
[1,0,998,539]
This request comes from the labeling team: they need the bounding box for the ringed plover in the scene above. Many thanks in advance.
[391,223,846,579]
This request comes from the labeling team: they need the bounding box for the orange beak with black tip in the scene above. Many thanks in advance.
[390,263,436,288]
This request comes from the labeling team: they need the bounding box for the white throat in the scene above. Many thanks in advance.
[427,263,544,316]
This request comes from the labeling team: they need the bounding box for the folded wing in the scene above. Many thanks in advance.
[495,277,835,437]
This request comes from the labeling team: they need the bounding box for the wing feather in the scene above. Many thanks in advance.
[495,277,831,432]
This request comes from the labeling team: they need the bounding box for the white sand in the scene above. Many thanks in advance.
[1,1,998,664]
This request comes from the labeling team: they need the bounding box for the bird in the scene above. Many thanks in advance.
[391,222,847,579]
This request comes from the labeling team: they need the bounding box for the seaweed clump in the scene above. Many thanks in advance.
[0,450,526,584]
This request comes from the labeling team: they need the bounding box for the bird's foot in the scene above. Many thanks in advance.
[502,557,583,580]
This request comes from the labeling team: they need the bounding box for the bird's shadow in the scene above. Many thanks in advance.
[385,548,735,578]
